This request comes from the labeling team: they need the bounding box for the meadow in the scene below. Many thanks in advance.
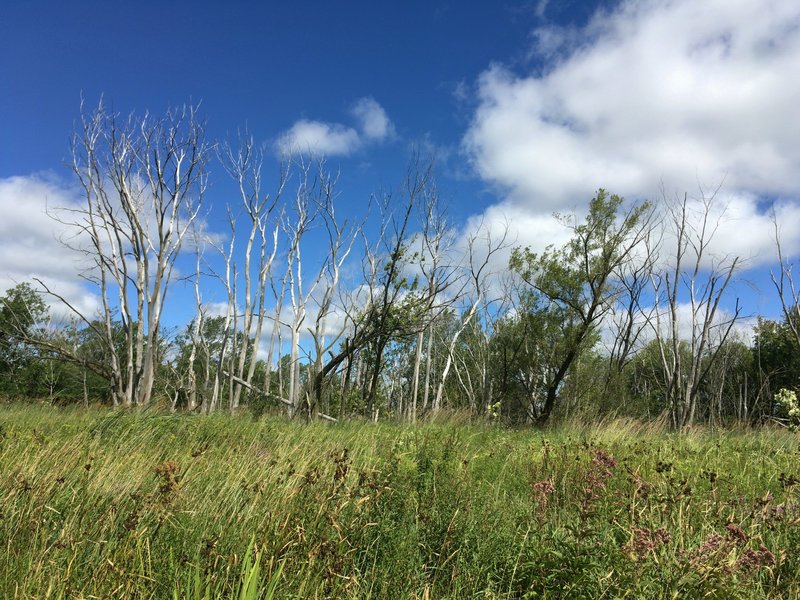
[1,406,799,598]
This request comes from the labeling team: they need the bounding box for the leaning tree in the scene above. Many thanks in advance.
[510,189,652,424]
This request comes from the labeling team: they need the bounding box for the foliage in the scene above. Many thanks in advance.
[753,318,800,401]
[0,283,47,393]
[774,388,800,431]
[508,190,651,423]
[3,182,800,427]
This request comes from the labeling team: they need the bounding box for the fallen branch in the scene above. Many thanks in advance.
[222,371,338,423]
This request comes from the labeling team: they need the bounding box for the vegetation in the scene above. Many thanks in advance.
[2,103,800,595]
[509,190,652,423]
[4,275,800,429]
[2,103,800,432]
[0,405,798,598]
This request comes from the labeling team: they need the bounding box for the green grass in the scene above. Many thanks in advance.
[1,406,799,598]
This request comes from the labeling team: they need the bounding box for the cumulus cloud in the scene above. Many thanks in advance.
[275,120,362,157]
[0,174,99,318]
[351,97,394,140]
[452,200,573,288]
[463,0,800,264]
[275,97,394,156]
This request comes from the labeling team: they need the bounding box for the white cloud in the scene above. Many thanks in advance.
[599,299,756,357]
[275,97,394,156]
[352,97,394,140]
[0,173,230,326]
[665,192,800,267]
[203,301,231,319]
[275,120,361,157]
[0,174,99,318]
[463,0,800,264]
[452,200,573,293]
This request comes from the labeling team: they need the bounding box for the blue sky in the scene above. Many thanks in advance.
[0,1,621,190]
[2,0,800,338]
[1,2,549,173]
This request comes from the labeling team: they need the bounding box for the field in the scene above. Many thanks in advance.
[1,406,799,598]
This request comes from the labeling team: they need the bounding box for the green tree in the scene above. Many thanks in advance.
[509,190,651,424]
[752,317,800,417]
[0,283,48,397]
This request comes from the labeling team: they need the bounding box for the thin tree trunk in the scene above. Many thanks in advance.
[411,330,424,423]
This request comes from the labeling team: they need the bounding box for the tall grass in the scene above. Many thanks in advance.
[1,404,798,598]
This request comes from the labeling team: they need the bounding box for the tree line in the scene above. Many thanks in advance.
[1,103,799,430]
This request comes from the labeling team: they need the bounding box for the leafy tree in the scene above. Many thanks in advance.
[752,317,800,416]
[625,339,691,420]
[0,284,112,403]
[510,190,651,423]
[0,283,48,397]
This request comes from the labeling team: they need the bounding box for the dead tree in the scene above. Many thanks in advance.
[304,157,454,420]
[651,188,741,430]
[282,158,338,415]
[771,213,800,348]
[431,220,510,413]
[218,135,286,411]
[410,187,453,422]
[303,177,362,419]
[45,101,208,406]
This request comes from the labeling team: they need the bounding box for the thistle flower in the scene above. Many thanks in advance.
[725,523,748,545]
[736,545,776,573]
[626,527,671,560]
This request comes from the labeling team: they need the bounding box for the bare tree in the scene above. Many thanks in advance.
[182,226,206,411]
[431,221,510,413]
[44,101,208,406]
[303,178,362,419]
[450,273,515,414]
[203,207,239,412]
[771,213,800,348]
[218,135,285,411]
[651,188,741,430]
[303,156,454,419]
[283,158,326,415]
[605,227,660,375]
[410,188,454,421]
